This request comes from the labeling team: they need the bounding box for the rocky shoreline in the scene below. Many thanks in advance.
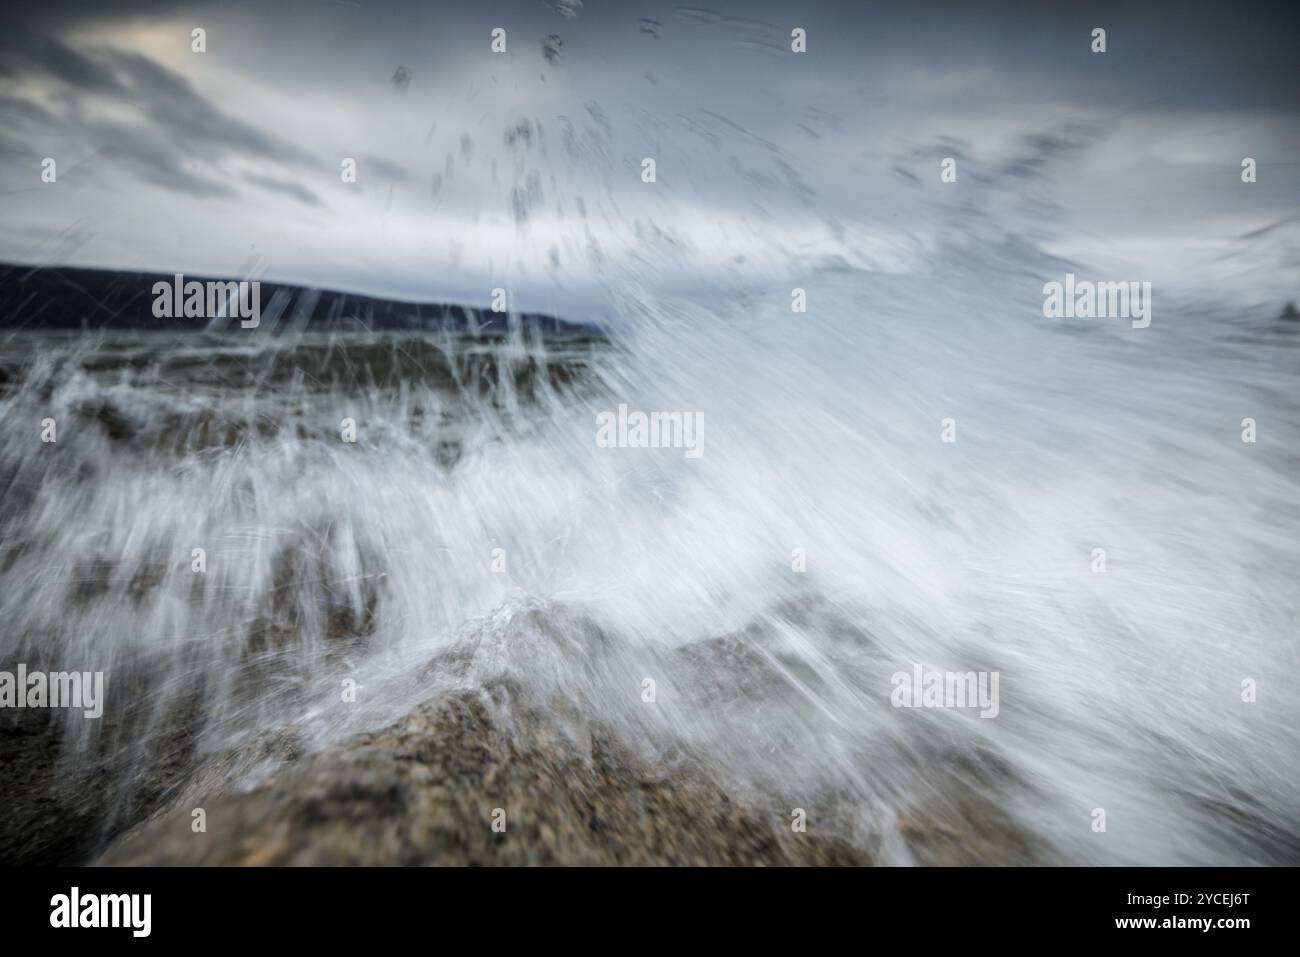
[98,683,874,866]
[4,609,1057,867]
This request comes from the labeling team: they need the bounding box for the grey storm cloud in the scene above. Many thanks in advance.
[0,0,1294,312]
[0,25,130,95]
[243,172,322,206]
[0,23,314,204]
[0,93,55,128]
[100,49,313,164]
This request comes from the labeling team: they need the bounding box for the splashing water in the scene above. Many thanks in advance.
[1,246,1298,864]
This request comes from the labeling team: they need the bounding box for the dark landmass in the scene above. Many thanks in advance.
[0,262,592,336]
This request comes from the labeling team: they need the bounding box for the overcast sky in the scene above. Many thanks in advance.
[1,0,1296,317]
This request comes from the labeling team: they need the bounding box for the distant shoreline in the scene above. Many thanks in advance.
[0,262,598,336]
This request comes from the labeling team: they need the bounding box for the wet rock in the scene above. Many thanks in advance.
[434,437,463,470]
[0,652,309,867]
[68,560,116,605]
[77,400,136,442]
[0,708,102,866]
[6,598,1051,867]
[0,671,205,866]
[98,684,872,866]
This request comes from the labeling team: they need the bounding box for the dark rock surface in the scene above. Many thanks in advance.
[98,684,872,866]
[0,686,204,866]
[6,602,1053,866]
